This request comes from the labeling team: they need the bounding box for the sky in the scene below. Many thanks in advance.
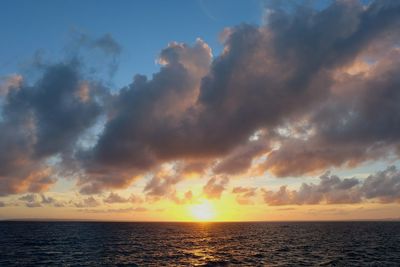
[0,0,400,222]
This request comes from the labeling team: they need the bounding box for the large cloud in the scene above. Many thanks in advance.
[1,0,400,196]
[82,0,400,191]
[0,63,103,195]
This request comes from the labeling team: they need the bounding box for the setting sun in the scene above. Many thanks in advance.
[189,201,215,221]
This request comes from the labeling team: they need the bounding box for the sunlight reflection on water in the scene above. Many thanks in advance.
[0,221,400,266]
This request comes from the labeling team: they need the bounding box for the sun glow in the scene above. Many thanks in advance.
[189,201,215,221]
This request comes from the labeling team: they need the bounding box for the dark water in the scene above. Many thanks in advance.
[0,222,400,266]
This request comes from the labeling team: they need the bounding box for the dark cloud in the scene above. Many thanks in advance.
[17,193,64,207]
[40,194,64,207]
[144,172,182,198]
[19,194,42,208]
[19,194,37,203]
[265,48,400,177]
[80,39,212,193]
[0,62,102,196]
[2,0,400,196]
[213,137,269,175]
[81,0,400,192]
[142,167,194,204]
[362,166,400,203]
[203,176,229,199]
[262,166,400,205]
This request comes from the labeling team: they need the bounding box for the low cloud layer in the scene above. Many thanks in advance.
[262,166,400,205]
[1,1,400,199]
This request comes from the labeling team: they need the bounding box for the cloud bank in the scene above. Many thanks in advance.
[0,1,400,200]
[262,166,400,205]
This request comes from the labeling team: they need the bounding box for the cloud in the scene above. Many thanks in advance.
[1,0,400,197]
[232,186,257,205]
[362,166,400,203]
[19,194,42,208]
[103,192,143,204]
[213,137,270,175]
[40,194,64,207]
[170,190,193,205]
[103,192,129,204]
[67,31,122,77]
[203,175,229,199]
[19,194,37,203]
[262,166,400,205]
[74,196,101,208]
[81,0,400,192]
[144,169,183,198]
[0,62,103,196]
[264,48,400,177]
[0,74,22,96]
[17,193,64,207]
[79,39,213,192]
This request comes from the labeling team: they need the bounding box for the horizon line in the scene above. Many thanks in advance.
[1,218,400,223]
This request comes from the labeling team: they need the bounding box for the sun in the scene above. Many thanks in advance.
[189,200,215,221]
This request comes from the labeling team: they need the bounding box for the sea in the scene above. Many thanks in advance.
[0,221,399,266]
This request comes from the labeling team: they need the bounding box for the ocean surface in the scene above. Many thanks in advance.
[0,221,399,266]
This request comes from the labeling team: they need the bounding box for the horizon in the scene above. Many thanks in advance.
[1,0,400,223]
[2,217,400,223]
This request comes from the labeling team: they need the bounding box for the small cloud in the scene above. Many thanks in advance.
[232,187,257,205]
[203,176,229,199]
[103,192,129,204]
[74,196,101,208]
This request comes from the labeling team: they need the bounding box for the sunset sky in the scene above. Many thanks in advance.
[0,0,400,221]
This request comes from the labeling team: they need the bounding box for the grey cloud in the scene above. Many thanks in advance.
[81,0,400,192]
[362,166,400,203]
[0,62,102,196]
[19,193,42,208]
[91,33,122,56]
[103,192,130,204]
[40,194,64,207]
[213,138,269,175]
[262,166,400,205]
[79,39,212,192]
[69,32,122,77]
[19,194,37,203]
[18,193,64,207]
[74,196,101,208]
[265,48,400,177]
[144,174,182,198]
[2,0,400,196]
